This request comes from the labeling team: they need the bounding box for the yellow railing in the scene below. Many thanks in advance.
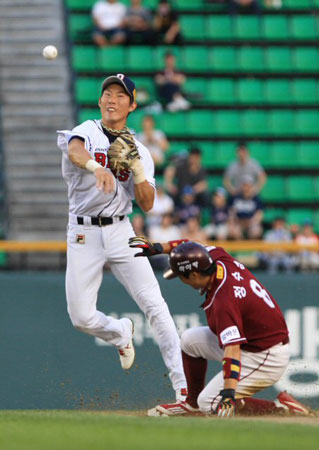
[0,241,318,253]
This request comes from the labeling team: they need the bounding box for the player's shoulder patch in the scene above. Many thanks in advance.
[216,263,224,280]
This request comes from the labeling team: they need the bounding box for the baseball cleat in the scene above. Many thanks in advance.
[275,391,310,415]
[147,401,201,417]
[175,387,188,402]
[118,319,135,370]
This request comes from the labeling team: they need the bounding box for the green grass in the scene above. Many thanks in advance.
[0,411,318,450]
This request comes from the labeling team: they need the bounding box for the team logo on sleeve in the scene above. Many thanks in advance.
[216,264,224,280]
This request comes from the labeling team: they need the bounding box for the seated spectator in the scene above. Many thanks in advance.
[164,147,208,207]
[123,0,155,44]
[260,217,295,274]
[92,0,126,47]
[295,220,319,271]
[137,115,169,167]
[223,142,267,196]
[229,0,261,14]
[148,213,181,269]
[228,175,263,239]
[155,52,190,112]
[181,216,207,243]
[176,186,201,225]
[146,184,174,227]
[204,187,229,241]
[154,0,182,45]
[131,212,147,236]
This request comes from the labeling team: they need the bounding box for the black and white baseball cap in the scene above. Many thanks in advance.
[101,73,137,103]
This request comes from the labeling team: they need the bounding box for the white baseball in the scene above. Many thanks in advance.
[42,45,58,60]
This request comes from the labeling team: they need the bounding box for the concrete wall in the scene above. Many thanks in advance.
[0,271,318,410]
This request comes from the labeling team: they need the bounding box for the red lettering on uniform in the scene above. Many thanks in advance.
[95,153,106,167]
[117,169,130,182]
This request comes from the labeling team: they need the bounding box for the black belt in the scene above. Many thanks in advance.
[77,215,125,227]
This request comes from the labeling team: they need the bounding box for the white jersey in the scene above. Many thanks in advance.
[57,119,155,217]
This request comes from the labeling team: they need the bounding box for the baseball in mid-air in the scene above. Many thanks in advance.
[42,45,58,60]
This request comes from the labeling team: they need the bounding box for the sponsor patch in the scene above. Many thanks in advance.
[220,326,241,345]
[216,264,224,279]
[76,234,85,244]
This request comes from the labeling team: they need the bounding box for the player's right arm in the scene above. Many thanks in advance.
[68,138,115,194]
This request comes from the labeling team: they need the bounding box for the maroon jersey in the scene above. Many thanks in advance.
[201,247,289,352]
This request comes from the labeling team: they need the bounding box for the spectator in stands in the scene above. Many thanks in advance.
[181,216,207,243]
[164,148,208,207]
[153,0,182,45]
[295,220,319,271]
[155,52,190,112]
[260,217,295,274]
[223,142,267,196]
[123,0,155,44]
[229,0,261,14]
[176,186,201,225]
[148,213,181,269]
[92,0,126,47]
[204,187,230,241]
[137,115,169,167]
[131,212,147,236]
[146,184,174,227]
[228,175,263,240]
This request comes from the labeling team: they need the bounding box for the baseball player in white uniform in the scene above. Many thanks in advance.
[57,74,186,401]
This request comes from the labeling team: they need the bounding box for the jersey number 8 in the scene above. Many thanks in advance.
[250,279,275,309]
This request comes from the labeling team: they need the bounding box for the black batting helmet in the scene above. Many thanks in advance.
[164,242,214,280]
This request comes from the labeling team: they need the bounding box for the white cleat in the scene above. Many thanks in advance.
[118,319,135,370]
[147,401,201,417]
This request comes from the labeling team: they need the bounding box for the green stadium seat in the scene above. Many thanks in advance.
[210,142,237,168]
[181,47,210,71]
[313,209,319,233]
[295,110,319,136]
[126,109,145,133]
[237,79,264,104]
[265,47,293,72]
[261,176,286,202]
[180,16,206,41]
[210,47,237,72]
[72,46,98,71]
[127,47,154,71]
[199,142,215,168]
[249,141,271,168]
[161,112,187,137]
[78,108,100,123]
[66,0,96,10]
[208,175,223,192]
[75,78,99,104]
[286,209,314,226]
[206,79,236,104]
[187,110,214,136]
[286,176,317,201]
[294,47,319,72]
[69,14,93,42]
[290,16,318,39]
[233,16,261,40]
[268,110,295,136]
[241,111,269,136]
[237,47,264,72]
[270,142,299,168]
[285,0,313,9]
[262,16,289,40]
[184,78,207,104]
[297,142,319,168]
[291,79,318,104]
[214,111,242,136]
[99,47,127,71]
[166,141,189,158]
[153,46,182,70]
[206,16,233,40]
[264,80,292,104]
[263,208,286,224]
[174,0,203,9]
[135,77,156,104]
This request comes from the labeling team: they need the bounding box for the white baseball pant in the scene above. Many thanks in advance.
[66,216,186,390]
[181,326,290,413]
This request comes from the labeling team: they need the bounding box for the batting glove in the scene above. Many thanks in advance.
[129,236,163,257]
[217,389,236,418]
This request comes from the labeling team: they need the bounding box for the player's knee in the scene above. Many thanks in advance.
[180,329,194,353]
[68,310,94,332]
[197,391,212,413]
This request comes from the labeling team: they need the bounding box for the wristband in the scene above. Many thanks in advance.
[220,388,236,401]
[131,160,146,184]
[168,239,189,251]
[86,159,101,173]
[222,357,241,380]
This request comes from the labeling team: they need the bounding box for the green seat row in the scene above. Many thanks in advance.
[75,76,319,106]
[72,45,319,73]
[69,14,319,42]
[79,108,319,137]
[263,208,319,229]
[167,141,319,170]
[260,176,319,202]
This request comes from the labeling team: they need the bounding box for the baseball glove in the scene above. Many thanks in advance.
[129,236,163,257]
[108,133,140,172]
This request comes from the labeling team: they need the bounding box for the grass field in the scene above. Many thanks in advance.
[0,411,318,450]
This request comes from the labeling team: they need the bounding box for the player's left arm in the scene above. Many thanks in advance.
[217,344,241,418]
[134,181,155,212]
